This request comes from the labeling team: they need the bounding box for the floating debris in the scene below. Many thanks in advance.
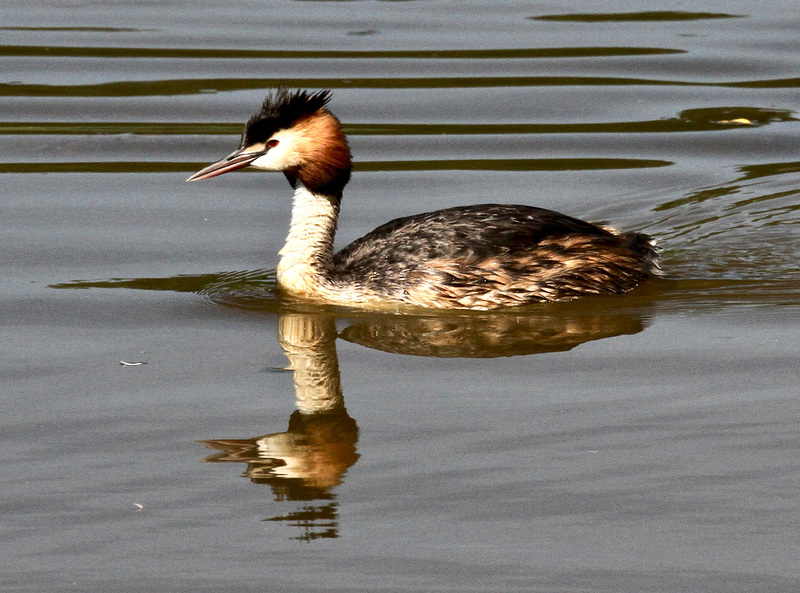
[119,361,147,366]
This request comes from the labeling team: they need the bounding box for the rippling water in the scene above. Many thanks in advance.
[3,2,800,592]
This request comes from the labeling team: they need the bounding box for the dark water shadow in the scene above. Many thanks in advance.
[531,11,744,22]
[6,75,800,98]
[0,44,685,60]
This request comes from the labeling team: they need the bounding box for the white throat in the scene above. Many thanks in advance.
[276,182,339,297]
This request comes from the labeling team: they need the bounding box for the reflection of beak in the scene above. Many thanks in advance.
[186,148,265,182]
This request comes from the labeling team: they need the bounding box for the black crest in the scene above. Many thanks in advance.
[241,88,332,147]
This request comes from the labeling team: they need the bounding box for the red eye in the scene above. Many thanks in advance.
[267,139,279,148]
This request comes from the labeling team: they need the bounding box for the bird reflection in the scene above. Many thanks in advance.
[51,269,656,539]
[199,300,652,540]
[200,314,359,541]
[340,305,648,357]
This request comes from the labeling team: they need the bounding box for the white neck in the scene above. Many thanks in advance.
[276,182,339,297]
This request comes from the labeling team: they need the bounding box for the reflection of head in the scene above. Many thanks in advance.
[201,408,359,497]
[262,410,360,492]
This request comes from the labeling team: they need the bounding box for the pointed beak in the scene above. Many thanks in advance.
[186,149,264,182]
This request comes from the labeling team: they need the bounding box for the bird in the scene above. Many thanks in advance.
[187,88,659,310]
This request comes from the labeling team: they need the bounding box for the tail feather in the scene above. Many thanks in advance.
[623,231,661,276]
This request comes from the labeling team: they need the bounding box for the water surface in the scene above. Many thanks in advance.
[3,2,800,592]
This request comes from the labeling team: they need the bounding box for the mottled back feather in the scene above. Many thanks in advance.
[331,203,659,308]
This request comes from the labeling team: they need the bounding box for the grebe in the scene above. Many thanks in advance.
[187,89,659,310]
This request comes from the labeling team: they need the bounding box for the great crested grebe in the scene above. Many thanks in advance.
[188,89,659,310]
